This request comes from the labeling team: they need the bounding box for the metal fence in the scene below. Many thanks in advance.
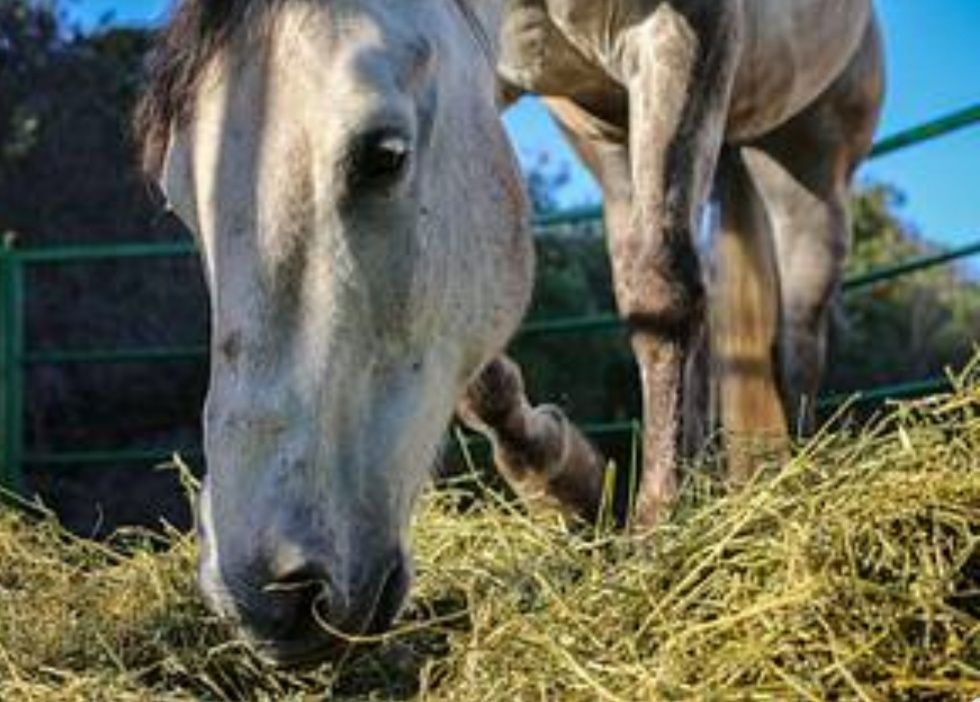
[2,104,979,494]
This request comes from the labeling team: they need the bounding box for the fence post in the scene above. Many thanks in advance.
[0,241,25,496]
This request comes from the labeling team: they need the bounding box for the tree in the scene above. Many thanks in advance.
[826,184,980,393]
[1,1,206,534]
[523,151,572,215]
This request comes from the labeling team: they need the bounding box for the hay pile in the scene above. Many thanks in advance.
[1,363,978,701]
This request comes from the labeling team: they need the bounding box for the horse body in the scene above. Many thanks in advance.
[498,0,873,140]
[138,0,883,665]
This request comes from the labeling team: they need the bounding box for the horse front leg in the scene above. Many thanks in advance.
[618,5,742,528]
[457,356,607,524]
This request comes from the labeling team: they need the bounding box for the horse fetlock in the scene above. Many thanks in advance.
[630,335,689,529]
[725,428,790,486]
[462,372,607,525]
[633,461,678,531]
[495,403,605,523]
[493,405,569,478]
[458,357,606,513]
[615,256,705,342]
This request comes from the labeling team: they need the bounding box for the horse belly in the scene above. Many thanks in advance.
[498,0,622,102]
[727,0,873,140]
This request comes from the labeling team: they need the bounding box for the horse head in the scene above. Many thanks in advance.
[138,0,528,665]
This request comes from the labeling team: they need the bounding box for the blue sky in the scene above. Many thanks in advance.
[67,0,980,249]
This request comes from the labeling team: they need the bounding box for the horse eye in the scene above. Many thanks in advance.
[350,130,411,188]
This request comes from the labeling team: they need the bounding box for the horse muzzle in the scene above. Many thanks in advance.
[199,544,412,668]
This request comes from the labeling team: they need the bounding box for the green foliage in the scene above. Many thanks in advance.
[828,184,980,392]
[0,0,158,244]
[0,1,207,534]
[523,151,572,215]
[0,1,62,164]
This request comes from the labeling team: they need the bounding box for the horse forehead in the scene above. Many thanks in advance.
[268,0,440,98]
[178,2,439,195]
[275,0,435,51]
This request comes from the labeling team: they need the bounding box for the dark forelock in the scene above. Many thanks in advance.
[134,0,291,177]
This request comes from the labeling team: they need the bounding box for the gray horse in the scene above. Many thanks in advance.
[137,0,883,666]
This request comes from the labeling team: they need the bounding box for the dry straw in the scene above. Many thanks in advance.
[1,358,978,701]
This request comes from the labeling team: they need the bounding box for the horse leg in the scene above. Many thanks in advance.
[743,146,846,434]
[457,97,632,526]
[710,149,788,483]
[457,356,607,524]
[743,19,884,432]
[619,7,741,527]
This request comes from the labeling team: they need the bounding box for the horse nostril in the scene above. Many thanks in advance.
[247,563,334,641]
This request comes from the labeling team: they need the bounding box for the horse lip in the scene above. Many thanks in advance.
[247,600,387,669]
[243,568,404,668]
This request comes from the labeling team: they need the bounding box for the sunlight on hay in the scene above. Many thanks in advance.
[1,359,978,701]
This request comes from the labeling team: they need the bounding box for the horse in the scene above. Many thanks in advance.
[136,0,883,666]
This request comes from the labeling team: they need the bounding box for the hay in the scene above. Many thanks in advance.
[1,361,978,701]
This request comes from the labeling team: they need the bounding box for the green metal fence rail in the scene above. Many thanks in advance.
[2,103,979,493]
[867,103,980,159]
[816,376,956,412]
[520,237,980,338]
[0,247,25,493]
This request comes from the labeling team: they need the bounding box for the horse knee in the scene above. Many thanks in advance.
[612,236,705,342]
[458,357,527,432]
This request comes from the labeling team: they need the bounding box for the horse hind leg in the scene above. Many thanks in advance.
[457,356,608,524]
[744,16,884,432]
[743,140,850,434]
[710,148,789,484]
